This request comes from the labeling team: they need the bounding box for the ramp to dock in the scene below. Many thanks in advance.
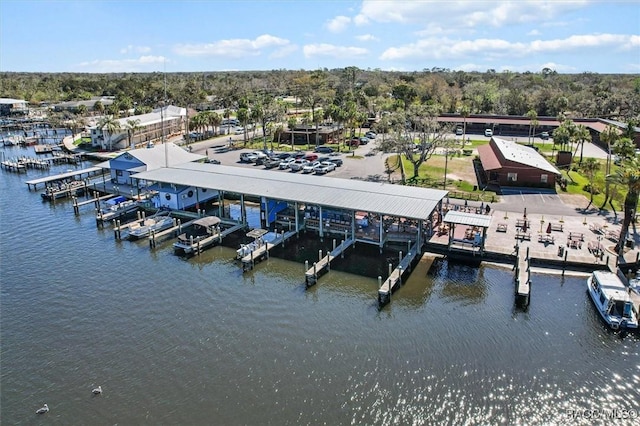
[304,238,355,286]
[241,230,297,271]
[378,242,423,306]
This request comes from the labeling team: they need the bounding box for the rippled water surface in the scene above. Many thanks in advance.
[1,147,639,425]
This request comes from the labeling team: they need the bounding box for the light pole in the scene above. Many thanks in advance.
[443,147,449,190]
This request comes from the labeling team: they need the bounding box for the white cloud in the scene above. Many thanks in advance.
[527,29,541,36]
[358,0,589,28]
[356,34,378,42]
[174,34,290,58]
[326,15,351,33]
[270,44,298,59]
[303,44,368,59]
[77,55,167,72]
[120,45,151,54]
[380,33,638,61]
[353,14,369,26]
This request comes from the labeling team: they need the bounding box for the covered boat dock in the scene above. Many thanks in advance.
[131,163,449,252]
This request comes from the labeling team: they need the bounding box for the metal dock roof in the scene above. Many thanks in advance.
[132,163,448,221]
[444,210,493,228]
[25,166,103,185]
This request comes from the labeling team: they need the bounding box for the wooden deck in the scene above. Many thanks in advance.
[304,238,355,286]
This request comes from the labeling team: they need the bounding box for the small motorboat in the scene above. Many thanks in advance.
[587,271,638,330]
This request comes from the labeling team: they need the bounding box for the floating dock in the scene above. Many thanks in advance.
[304,238,355,286]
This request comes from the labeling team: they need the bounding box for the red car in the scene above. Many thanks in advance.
[304,153,318,161]
[349,138,360,147]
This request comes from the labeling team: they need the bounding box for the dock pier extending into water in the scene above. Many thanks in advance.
[378,241,424,307]
[241,230,298,271]
[515,246,532,308]
[304,238,355,286]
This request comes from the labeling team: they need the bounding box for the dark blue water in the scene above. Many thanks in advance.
[1,145,638,425]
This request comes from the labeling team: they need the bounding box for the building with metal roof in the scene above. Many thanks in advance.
[477,137,560,190]
[89,105,186,151]
[133,162,448,221]
[0,98,28,116]
[100,142,205,185]
[131,162,449,249]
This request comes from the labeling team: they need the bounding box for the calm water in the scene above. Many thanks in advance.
[1,146,639,425]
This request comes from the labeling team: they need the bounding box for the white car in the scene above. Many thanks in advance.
[279,157,296,169]
[234,126,245,135]
[314,161,336,174]
[484,129,493,137]
[240,152,258,163]
[302,161,321,173]
[289,159,309,171]
[250,151,268,163]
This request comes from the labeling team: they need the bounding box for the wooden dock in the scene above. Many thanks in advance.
[241,230,297,271]
[304,238,355,286]
[378,241,423,306]
[0,160,26,173]
[515,247,531,308]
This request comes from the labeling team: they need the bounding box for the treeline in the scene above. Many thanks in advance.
[1,67,639,120]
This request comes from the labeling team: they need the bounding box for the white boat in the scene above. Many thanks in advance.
[97,196,139,222]
[127,214,175,240]
[236,229,279,259]
[586,270,638,330]
[173,216,222,255]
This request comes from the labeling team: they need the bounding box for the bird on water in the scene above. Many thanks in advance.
[92,385,102,395]
[36,403,49,414]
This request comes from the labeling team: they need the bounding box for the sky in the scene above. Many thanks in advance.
[1,0,638,74]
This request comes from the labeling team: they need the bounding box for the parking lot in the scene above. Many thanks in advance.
[189,133,393,181]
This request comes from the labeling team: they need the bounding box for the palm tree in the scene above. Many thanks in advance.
[573,124,591,165]
[607,159,640,255]
[599,125,620,210]
[125,119,141,149]
[98,115,121,151]
[526,109,538,144]
[581,157,600,210]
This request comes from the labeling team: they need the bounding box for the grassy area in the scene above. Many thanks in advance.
[399,151,628,212]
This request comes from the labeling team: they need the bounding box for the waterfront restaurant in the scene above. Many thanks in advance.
[131,163,449,251]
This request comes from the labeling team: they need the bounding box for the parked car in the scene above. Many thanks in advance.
[329,157,343,167]
[314,161,336,174]
[365,131,376,139]
[293,151,306,159]
[455,127,463,136]
[540,131,549,140]
[317,156,331,163]
[314,145,334,154]
[484,129,493,137]
[304,153,318,161]
[240,152,258,163]
[279,157,296,169]
[234,126,245,135]
[302,161,321,173]
[359,137,370,145]
[349,138,360,147]
[289,159,309,171]
[276,152,292,160]
[263,158,282,169]
[250,151,268,163]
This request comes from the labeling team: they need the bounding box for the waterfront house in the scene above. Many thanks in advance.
[89,105,187,151]
[477,137,561,189]
[103,142,205,186]
[0,98,29,116]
